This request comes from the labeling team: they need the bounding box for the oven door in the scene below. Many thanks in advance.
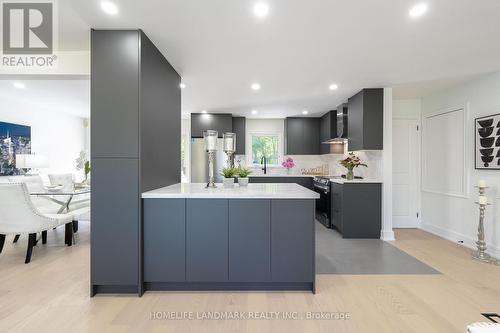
[314,183,331,228]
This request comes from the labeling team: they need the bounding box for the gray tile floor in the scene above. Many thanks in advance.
[316,222,440,274]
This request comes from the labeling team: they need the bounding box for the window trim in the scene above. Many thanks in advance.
[247,131,283,167]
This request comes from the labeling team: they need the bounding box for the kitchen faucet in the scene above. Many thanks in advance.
[261,156,267,174]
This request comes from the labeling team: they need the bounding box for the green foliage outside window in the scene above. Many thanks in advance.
[251,135,278,165]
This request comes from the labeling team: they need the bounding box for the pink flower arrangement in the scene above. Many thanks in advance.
[281,156,295,170]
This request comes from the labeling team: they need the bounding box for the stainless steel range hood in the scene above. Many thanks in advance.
[322,103,348,144]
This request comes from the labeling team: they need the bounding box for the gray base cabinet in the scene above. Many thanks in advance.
[91,158,139,286]
[143,198,315,292]
[143,199,185,282]
[248,176,313,190]
[186,199,228,282]
[229,200,271,282]
[331,183,382,238]
[271,200,314,282]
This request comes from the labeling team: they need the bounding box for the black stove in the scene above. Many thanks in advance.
[313,176,332,228]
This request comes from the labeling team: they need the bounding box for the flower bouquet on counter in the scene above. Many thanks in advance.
[339,152,367,180]
[281,156,295,174]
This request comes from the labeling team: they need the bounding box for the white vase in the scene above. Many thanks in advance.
[239,178,249,186]
[223,177,234,188]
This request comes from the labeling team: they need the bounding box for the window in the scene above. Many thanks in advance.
[251,134,279,165]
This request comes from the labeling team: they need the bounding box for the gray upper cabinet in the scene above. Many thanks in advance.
[285,117,320,155]
[191,113,232,138]
[232,117,246,154]
[347,88,383,151]
[91,30,140,159]
[319,111,336,154]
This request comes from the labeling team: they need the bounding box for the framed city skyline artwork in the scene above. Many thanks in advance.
[0,121,32,176]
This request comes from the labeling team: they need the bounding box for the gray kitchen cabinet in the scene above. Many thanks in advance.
[143,199,186,282]
[232,117,246,154]
[248,176,313,190]
[271,199,314,282]
[91,29,181,296]
[285,117,320,155]
[91,158,139,286]
[186,199,229,282]
[91,30,140,159]
[347,88,383,151]
[228,200,271,282]
[331,182,382,238]
[191,113,232,138]
[285,117,304,154]
[320,111,337,154]
[303,118,320,155]
[142,197,315,292]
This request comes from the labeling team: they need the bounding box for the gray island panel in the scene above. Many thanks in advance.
[271,199,314,283]
[186,199,229,282]
[143,199,185,282]
[142,184,316,292]
[229,199,271,282]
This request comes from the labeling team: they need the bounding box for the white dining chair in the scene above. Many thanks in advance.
[48,173,90,232]
[0,183,75,263]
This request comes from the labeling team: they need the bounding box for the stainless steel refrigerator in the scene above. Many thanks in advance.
[191,138,228,183]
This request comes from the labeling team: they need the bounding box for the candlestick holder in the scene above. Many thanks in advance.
[203,130,218,188]
[474,186,489,195]
[206,150,216,188]
[472,201,492,263]
[223,132,236,168]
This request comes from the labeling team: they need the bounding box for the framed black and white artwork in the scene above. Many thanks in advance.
[475,113,500,170]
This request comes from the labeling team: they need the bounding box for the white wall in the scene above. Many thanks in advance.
[394,99,421,119]
[0,96,87,181]
[421,71,500,258]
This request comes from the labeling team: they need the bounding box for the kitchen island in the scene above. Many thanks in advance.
[142,183,319,293]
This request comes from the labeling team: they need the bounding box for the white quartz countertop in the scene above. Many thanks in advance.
[329,178,383,184]
[142,183,320,199]
[249,174,315,178]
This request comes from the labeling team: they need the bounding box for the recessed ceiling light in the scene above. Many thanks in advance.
[13,82,25,89]
[201,110,207,114]
[251,110,258,115]
[251,83,261,91]
[179,83,186,89]
[302,110,309,115]
[101,1,118,15]
[409,3,428,18]
[329,84,338,91]
[253,2,269,18]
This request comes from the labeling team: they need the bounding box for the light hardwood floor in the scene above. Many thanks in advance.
[0,223,499,333]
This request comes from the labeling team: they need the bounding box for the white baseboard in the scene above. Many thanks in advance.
[381,229,395,241]
[420,220,500,259]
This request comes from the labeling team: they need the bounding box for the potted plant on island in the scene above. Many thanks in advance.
[281,156,295,174]
[221,167,236,188]
[237,167,252,186]
[339,152,367,180]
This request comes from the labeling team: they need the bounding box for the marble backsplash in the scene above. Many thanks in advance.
[238,150,383,180]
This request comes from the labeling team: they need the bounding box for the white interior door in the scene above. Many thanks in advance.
[392,119,419,228]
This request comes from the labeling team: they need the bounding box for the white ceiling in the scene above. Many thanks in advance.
[56,0,500,117]
[0,79,90,118]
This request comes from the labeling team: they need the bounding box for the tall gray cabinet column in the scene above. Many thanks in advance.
[91,29,181,296]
